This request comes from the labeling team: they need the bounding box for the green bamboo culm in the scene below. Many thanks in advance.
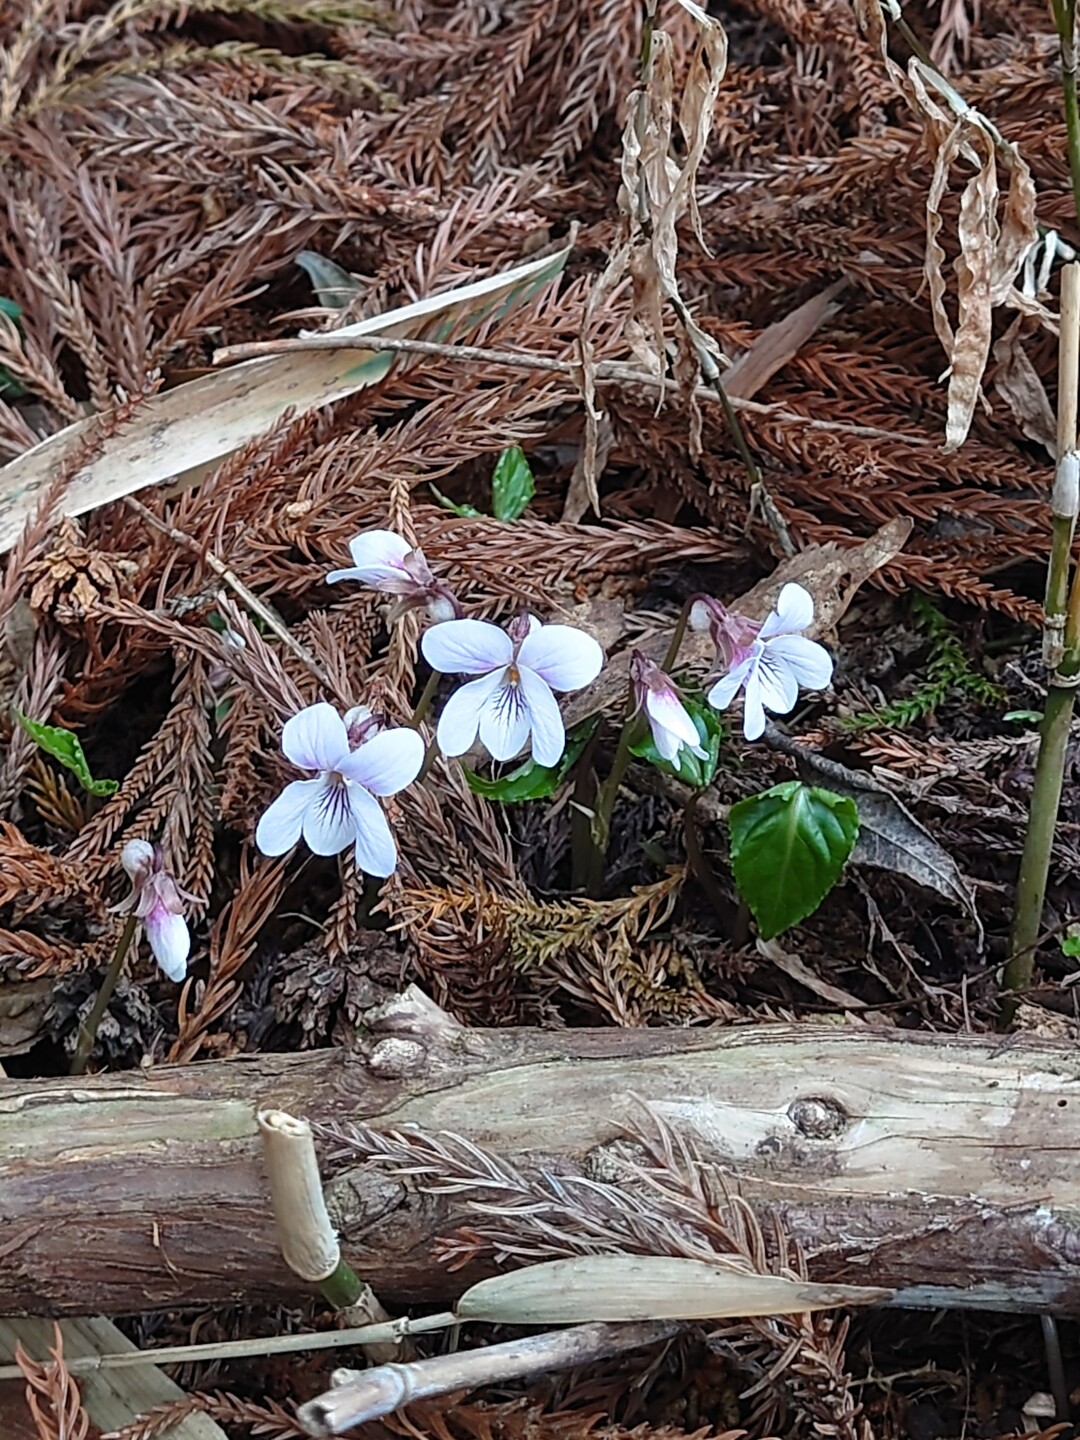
[1003,257,1080,1022]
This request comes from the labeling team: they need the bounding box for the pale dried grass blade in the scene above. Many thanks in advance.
[455,1255,892,1323]
[0,248,569,554]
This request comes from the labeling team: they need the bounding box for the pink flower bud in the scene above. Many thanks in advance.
[113,841,193,983]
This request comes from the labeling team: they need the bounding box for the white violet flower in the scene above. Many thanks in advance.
[630,651,707,764]
[326,528,460,622]
[255,701,424,876]
[703,582,833,741]
[422,615,604,767]
[114,839,193,983]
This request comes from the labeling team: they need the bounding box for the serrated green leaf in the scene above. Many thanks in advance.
[16,711,118,797]
[464,719,598,802]
[491,445,535,521]
[628,698,722,788]
[729,781,858,939]
[430,483,482,518]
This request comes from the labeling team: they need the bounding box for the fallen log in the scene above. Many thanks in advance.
[2,990,1079,1316]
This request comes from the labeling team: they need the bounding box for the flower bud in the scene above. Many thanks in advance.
[120,839,155,884]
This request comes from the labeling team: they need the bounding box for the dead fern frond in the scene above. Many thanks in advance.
[102,1388,303,1440]
[14,1323,91,1440]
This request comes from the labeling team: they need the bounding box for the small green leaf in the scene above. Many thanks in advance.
[1004,709,1043,725]
[295,251,363,309]
[1061,926,1080,958]
[16,711,118,796]
[628,698,722,788]
[491,445,535,521]
[430,483,482,518]
[729,781,858,940]
[0,296,25,399]
[464,719,597,802]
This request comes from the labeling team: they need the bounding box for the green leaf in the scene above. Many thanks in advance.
[295,251,363,309]
[1061,927,1080,958]
[464,719,597,802]
[430,483,482,518]
[0,296,25,399]
[628,697,722,788]
[16,711,118,796]
[1004,709,1043,725]
[491,446,535,521]
[729,781,858,940]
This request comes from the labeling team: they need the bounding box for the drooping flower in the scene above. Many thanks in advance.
[114,839,193,983]
[326,529,460,622]
[422,615,603,767]
[255,702,424,876]
[630,651,707,764]
[703,583,833,741]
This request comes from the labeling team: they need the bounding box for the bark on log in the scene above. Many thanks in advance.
[3,995,1080,1317]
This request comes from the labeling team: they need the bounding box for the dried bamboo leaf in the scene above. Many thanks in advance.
[0,249,569,554]
[456,1256,892,1323]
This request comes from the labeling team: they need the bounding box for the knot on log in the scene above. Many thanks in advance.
[787,1095,849,1139]
[367,1038,429,1078]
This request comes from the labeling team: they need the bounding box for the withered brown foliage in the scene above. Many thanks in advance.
[0,1,1072,1434]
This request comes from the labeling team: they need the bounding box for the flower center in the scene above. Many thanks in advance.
[505,663,521,686]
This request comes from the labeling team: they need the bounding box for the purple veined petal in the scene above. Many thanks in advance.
[144,900,190,982]
[741,663,768,741]
[517,666,565,768]
[763,633,834,692]
[706,651,755,711]
[302,775,361,856]
[255,778,324,855]
[325,529,412,590]
[645,687,701,750]
[759,582,814,639]
[422,618,513,675]
[478,676,533,762]
[754,646,800,717]
[348,785,398,878]
[436,670,505,756]
[282,703,350,772]
[339,726,425,796]
[517,624,603,692]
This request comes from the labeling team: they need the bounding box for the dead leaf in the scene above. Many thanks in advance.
[0,248,569,554]
[724,281,849,402]
[756,937,867,1009]
[457,1255,892,1324]
[993,315,1056,457]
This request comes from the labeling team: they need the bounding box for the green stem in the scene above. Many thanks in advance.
[1053,0,1080,230]
[662,595,696,675]
[318,1258,365,1311]
[570,725,603,891]
[408,669,440,728]
[585,714,639,897]
[683,793,727,917]
[1003,684,1076,1015]
[70,913,139,1076]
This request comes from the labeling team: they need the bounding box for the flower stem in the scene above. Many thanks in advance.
[585,711,640,897]
[408,669,440,728]
[70,913,139,1076]
[662,596,696,675]
[1005,258,1080,1019]
[1053,0,1080,229]
[683,792,727,917]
